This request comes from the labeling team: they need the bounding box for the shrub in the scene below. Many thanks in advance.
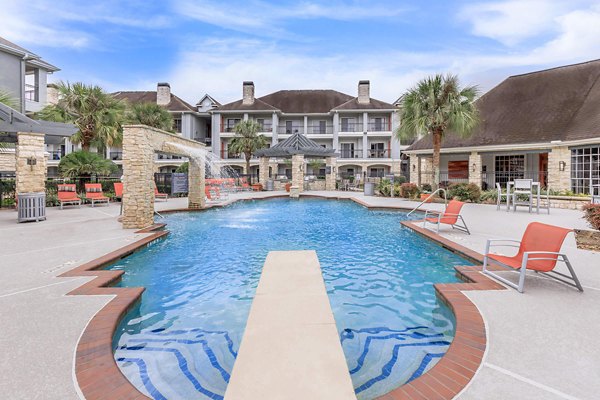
[582,203,600,230]
[400,182,420,199]
[480,189,498,203]
[394,176,407,184]
[420,183,432,193]
[176,162,189,173]
[448,183,481,202]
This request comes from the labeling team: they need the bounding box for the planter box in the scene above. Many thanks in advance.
[420,193,433,203]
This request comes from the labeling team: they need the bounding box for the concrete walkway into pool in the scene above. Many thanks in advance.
[225,250,356,400]
[0,190,598,399]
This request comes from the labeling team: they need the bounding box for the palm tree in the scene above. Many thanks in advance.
[228,120,268,174]
[0,89,18,150]
[126,102,174,132]
[397,74,479,189]
[58,150,117,178]
[38,81,124,151]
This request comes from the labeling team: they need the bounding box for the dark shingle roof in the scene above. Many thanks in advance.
[407,59,600,151]
[112,91,196,112]
[255,132,337,157]
[258,90,354,113]
[214,97,278,112]
[332,97,395,111]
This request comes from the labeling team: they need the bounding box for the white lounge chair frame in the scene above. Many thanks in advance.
[422,210,470,235]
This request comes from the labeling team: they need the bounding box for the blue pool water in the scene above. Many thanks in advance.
[109,198,469,399]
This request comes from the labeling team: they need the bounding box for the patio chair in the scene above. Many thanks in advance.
[205,186,221,202]
[84,183,109,207]
[483,222,583,293]
[496,183,509,211]
[240,178,252,192]
[114,182,123,214]
[57,184,81,209]
[154,183,168,202]
[423,200,470,234]
[512,179,533,213]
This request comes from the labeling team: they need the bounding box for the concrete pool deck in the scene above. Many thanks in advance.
[0,190,598,399]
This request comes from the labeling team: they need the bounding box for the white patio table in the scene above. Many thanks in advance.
[506,180,541,213]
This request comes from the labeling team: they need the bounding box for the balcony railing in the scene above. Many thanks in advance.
[157,154,183,160]
[48,150,62,160]
[339,122,363,132]
[278,125,303,134]
[110,151,123,161]
[307,124,333,134]
[258,123,273,132]
[368,149,391,158]
[367,122,390,132]
[25,83,38,102]
[220,150,243,159]
[222,126,237,133]
[338,148,363,158]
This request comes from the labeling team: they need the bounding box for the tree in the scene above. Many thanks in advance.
[58,150,117,178]
[396,74,479,189]
[126,102,173,132]
[0,89,18,149]
[228,120,268,174]
[38,81,124,151]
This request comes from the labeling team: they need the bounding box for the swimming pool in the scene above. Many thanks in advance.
[109,198,469,399]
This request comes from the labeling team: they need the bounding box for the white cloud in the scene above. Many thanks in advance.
[174,0,407,37]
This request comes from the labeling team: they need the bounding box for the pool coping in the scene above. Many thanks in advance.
[60,194,506,400]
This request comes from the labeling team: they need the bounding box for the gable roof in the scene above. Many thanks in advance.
[255,132,337,157]
[0,36,59,72]
[196,94,221,107]
[112,91,196,112]
[216,88,393,114]
[407,59,600,152]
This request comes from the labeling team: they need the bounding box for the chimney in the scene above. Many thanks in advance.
[157,82,171,106]
[357,80,370,104]
[242,81,255,105]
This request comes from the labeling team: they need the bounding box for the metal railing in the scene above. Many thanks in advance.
[48,150,62,160]
[339,122,363,132]
[25,83,38,101]
[338,148,363,158]
[407,188,448,216]
[307,124,333,134]
[278,125,303,134]
[258,123,273,132]
[367,122,390,131]
[368,149,391,158]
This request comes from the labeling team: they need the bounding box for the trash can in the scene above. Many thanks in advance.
[364,182,375,196]
[265,179,274,191]
[17,192,46,222]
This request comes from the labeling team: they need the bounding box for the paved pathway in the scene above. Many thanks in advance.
[1,191,598,399]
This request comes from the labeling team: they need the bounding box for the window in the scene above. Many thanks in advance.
[341,118,355,132]
[318,120,326,134]
[373,117,384,131]
[370,142,385,158]
[571,146,600,194]
[256,118,265,130]
[341,143,356,158]
[285,120,294,134]
[173,117,182,133]
[495,155,524,185]
[226,118,241,132]
[369,167,385,177]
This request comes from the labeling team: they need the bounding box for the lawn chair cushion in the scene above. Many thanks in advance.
[58,185,76,192]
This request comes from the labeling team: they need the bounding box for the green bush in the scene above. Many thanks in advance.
[583,204,600,230]
[394,176,407,184]
[400,183,420,199]
[480,189,498,203]
[176,162,189,173]
[420,183,432,193]
[448,183,481,202]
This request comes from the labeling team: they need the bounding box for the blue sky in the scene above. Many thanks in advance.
[2,0,599,105]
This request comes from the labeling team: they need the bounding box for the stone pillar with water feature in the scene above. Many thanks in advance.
[325,156,337,191]
[291,154,304,193]
[188,159,205,209]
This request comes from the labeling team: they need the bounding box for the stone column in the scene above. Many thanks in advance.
[122,126,155,229]
[391,161,401,175]
[326,157,337,191]
[15,132,46,194]
[548,146,571,191]
[291,154,304,192]
[409,154,420,185]
[303,116,308,135]
[468,151,482,188]
[362,112,369,159]
[421,157,434,186]
[188,159,205,209]
[271,112,279,146]
[259,156,269,183]
[332,113,339,152]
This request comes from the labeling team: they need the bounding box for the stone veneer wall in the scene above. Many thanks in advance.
[548,146,571,192]
[468,152,482,186]
[0,152,16,172]
[122,125,205,229]
[15,132,46,193]
[291,154,304,192]
[325,156,336,191]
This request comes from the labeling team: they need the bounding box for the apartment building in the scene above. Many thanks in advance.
[404,59,600,195]
[0,36,59,115]
[45,83,220,176]
[211,81,408,178]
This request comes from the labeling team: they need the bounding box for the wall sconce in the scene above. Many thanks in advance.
[472,163,477,172]
[412,164,416,172]
[299,163,304,173]
[559,161,566,172]
[27,156,37,170]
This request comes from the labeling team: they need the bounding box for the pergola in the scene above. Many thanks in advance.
[255,133,337,193]
[0,102,76,195]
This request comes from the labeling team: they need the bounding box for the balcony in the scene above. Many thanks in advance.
[339,122,363,132]
[110,151,123,161]
[25,84,39,102]
[367,121,390,132]
[278,125,303,135]
[258,123,273,132]
[368,149,391,158]
[338,148,363,159]
[307,124,333,135]
[47,150,63,161]
[220,150,243,159]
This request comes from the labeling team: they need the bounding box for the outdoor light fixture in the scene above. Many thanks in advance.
[472,163,477,172]
[27,156,37,170]
[559,161,566,171]
[412,164,416,172]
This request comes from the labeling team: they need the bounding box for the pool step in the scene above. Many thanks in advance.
[225,250,356,400]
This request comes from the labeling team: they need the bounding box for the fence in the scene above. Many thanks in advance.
[416,170,549,190]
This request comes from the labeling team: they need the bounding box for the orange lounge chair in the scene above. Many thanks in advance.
[84,183,109,207]
[154,183,168,201]
[57,184,81,209]
[483,222,583,293]
[422,200,470,234]
[240,177,252,192]
[114,182,123,214]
